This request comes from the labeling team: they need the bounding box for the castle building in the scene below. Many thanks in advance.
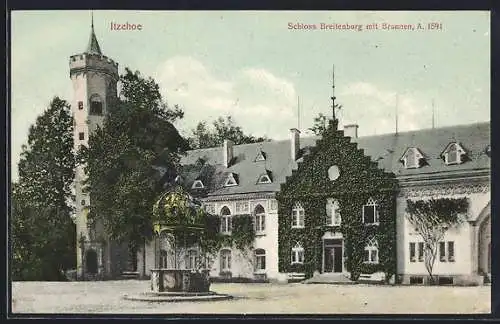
[71,22,491,285]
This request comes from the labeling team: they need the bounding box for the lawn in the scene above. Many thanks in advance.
[11,280,491,315]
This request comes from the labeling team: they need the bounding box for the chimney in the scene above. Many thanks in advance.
[223,139,234,167]
[344,124,359,139]
[290,128,301,160]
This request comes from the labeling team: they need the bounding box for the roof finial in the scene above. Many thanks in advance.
[86,11,102,55]
[331,64,336,120]
[330,64,342,123]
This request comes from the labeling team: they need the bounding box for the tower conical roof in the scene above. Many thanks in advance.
[86,18,102,55]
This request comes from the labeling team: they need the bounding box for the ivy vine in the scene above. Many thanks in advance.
[277,119,398,282]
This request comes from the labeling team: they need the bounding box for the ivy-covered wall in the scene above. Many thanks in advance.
[277,119,398,281]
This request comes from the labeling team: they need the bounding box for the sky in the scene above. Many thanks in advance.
[11,10,490,181]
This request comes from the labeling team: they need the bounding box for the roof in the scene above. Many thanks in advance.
[177,122,490,198]
[86,23,102,55]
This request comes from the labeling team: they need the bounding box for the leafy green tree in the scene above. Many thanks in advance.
[406,198,468,284]
[80,68,190,254]
[12,97,76,280]
[308,113,328,136]
[188,116,268,149]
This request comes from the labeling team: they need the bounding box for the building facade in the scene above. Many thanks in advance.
[70,22,490,285]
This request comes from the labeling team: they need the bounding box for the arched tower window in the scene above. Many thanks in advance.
[89,94,103,116]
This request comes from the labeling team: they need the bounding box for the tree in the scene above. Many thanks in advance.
[80,68,190,254]
[188,116,268,149]
[12,97,76,280]
[308,113,328,136]
[405,198,468,284]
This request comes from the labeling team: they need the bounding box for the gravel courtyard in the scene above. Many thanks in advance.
[11,280,490,315]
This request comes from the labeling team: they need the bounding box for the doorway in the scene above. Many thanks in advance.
[323,239,343,273]
[85,249,98,274]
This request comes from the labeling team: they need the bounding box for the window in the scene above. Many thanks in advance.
[79,132,85,140]
[89,98,103,115]
[410,242,424,262]
[220,206,232,234]
[439,241,456,262]
[78,101,84,110]
[235,201,249,214]
[418,242,424,262]
[447,143,459,164]
[224,173,238,187]
[185,250,199,270]
[326,199,341,226]
[269,199,278,211]
[255,151,266,162]
[362,198,379,225]
[291,242,304,264]
[254,204,266,233]
[291,202,305,228]
[257,172,272,184]
[192,180,204,189]
[442,142,466,165]
[405,148,417,168]
[364,237,379,264]
[409,242,416,262]
[400,147,426,169]
[204,203,215,214]
[81,199,86,206]
[410,276,424,285]
[254,249,266,271]
[220,249,232,271]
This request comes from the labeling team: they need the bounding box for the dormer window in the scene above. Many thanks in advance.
[441,142,467,165]
[257,171,272,184]
[192,180,204,189]
[224,173,238,187]
[485,145,491,157]
[255,150,266,162]
[400,147,426,169]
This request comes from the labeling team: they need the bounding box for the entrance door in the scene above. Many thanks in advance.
[323,243,343,273]
[333,246,342,273]
[324,247,334,272]
[86,250,98,274]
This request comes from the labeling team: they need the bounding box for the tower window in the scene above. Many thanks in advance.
[90,101,103,115]
[81,200,86,206]
[79,132,85,140]
[78,101,84,110]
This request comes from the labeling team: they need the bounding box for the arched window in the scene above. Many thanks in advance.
[254,248,266,271]
[220,206,232,233]
[254,204,266,233]
[362,198,379,225]
[291,202,305,228]
[447,143,458,164]
[364,237,379,264]
[89,94,103,116]
[291,242,304,264]
[220,249,232,272]
[326,199,341,226]
[185,249,199,270]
